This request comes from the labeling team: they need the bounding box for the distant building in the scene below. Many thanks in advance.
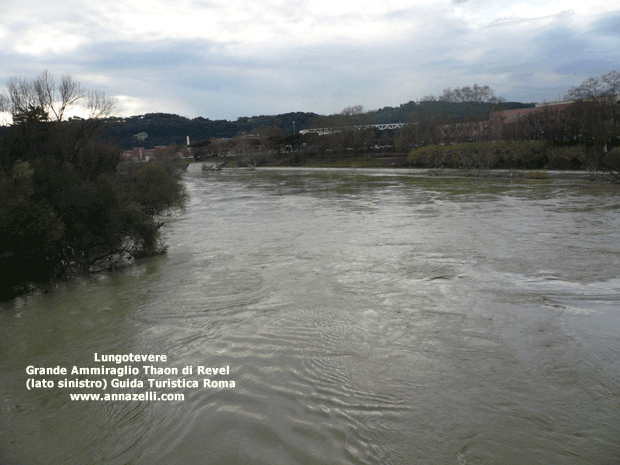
[122,147,151,161]
[121,146,168,162]
[438,96,620,142]
[490,101,575,123]
[491,96,620,123]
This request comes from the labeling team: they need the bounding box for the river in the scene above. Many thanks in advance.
[1,165,619,465]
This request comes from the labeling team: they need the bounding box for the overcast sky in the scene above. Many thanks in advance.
[1,0,619,121]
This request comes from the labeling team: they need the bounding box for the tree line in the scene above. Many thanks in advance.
[197,94,533,167]
[0,71,187,300]
[563,71,620,100]
[405,72,620,179]
[206,74,619,179]
[62,84,530,151]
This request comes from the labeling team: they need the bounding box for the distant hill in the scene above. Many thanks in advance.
[107,112,320,149]
[1,101,535,149]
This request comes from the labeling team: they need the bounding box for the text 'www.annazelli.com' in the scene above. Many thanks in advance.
[69,392,184,402]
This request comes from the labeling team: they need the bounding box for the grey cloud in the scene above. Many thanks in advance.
[589,12,620,35]
[486,10,574,29]
[3,1,619,120]
[534,21,620,78]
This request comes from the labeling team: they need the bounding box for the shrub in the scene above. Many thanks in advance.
[408,140,552,170]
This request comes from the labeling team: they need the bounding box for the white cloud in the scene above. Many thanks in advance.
[114,94,166,116]
[13,27,87,56]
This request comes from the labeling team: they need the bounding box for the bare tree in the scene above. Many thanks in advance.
[564,70,620,100]
[0,90,9,125]
[438,84,505,103]
[5,70,115,123]
[600,70,620,96]
[2,70,119,172]
[439,87,456,102]
[0,90,8,112]
[420,94,436,102]
[565,76,603,100]
[86,89,116,119]
[340,105,365,116]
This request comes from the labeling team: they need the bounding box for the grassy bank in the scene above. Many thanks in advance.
[200,140,619,182]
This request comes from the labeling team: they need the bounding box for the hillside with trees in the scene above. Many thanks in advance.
[190,85,535,166]
[98,84,533,150]
[107,112,320,149]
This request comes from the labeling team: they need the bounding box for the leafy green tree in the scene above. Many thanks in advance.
[0,72,187,300]
[0,161,65,294]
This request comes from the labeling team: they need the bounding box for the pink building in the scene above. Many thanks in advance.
[491,101,575,122]
[121,146,168,161]
[438,96,619,143]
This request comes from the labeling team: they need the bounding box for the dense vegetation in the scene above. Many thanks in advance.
[407,141,587,170]
[0,72,187,300]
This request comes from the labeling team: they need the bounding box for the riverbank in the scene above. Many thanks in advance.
[199,157,603,182]
[200,138,620,183]
[200,152,410,169]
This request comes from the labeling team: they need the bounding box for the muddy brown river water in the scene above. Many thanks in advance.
[1,166,619,465]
